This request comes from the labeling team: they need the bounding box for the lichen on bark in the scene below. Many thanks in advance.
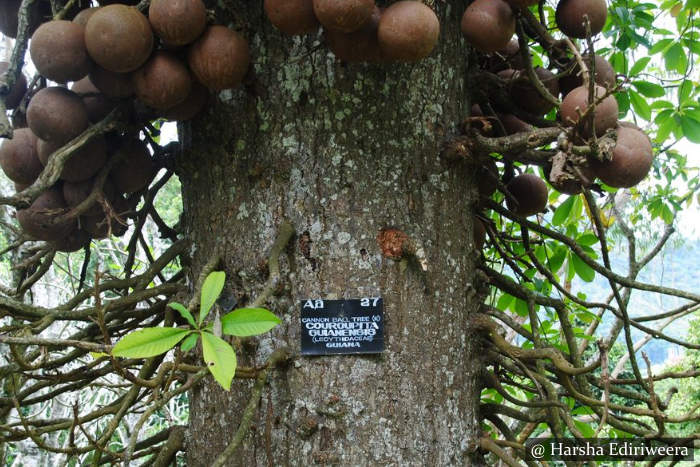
[180,1,485,465]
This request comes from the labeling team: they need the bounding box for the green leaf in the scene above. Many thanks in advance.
[628,56,651,76]
[112,328,190,358]
[496,293,515,311]
[576,232,599,247]
[199,271,225,326]
[664,43,687,74]
[181,333,199,352]
[629,90,652,121]
[168,302,196,328]
[632,81,665,98]
[649,38,673,54]
[680,115,700,143]
[90,352,108,360]
[552,196,575,226]
[678,79,693,105]
[221,308,282,337]
[571,254,596,282]
[201,332,237,391]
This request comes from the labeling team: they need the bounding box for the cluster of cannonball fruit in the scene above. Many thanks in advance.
[0,0,252,251]
[463,0,654,249]
[264,0,440,63]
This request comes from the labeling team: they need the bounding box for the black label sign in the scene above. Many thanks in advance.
[300,298,384,355]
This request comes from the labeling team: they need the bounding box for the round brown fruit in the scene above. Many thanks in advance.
[37,136,107,182]
[590,126,653,188]
[312,0,374,33]
[73,7,100,27]
[82,195,129,238]
[85,5,153,73]
[478,158,499,199]
[71,77,116,123]
[265,0,319,36]
[499,113,532,134]
[378,1,440,62]
[63,177,115,216]
[0,128,43,185]
[149,0,207,46]
[0,0,52,38]
[326,6,381,62]
[485,38,525,72]
[474,217,486,250]
[110,138,157,194]
[30,20,93,83]
[559,54,615,96]
[0,61,27,109]
[461,0,515,53]
[27,87,89,143]
[16,187,75,241]
[133,51,191,110]
[188,26,250,91]
[89,66,134,98]
[555,0,607,39]
[506,173,548,216]
[162,82,209,121]
[560,84,618,138]
[52,228,91,252]
[512,67,560,115]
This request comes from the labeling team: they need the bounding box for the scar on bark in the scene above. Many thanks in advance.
[377,228,428,271]
[298,230,317,271]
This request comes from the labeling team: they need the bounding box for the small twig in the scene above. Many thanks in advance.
[212,348,291,467]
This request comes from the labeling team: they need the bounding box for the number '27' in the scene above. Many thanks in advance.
[360,298,380,307]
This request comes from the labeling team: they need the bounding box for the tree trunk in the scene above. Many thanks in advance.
[180,2,485,464]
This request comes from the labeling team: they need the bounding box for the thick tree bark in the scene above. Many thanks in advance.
[179,2,485,465]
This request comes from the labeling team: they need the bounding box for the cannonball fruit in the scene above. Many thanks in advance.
[590,126,653,188]
[27,87,89,144]
[73,7,100,27]
[461,0,515,53]
[559,54,615,96]
[506,173,548,216]
[556,0,607,39]
[37,136,107,182]
[71,77,116,123]
[162,82,209,121]
[52,228,91,252]
[312,0,375,33]
[326,6,382,62]
[85,5,153,73]
[0,129,43,185]
[63,177,115,216]
[17,187,75,241]
[0,61,27,109]
[110,138,156,194]
[30,20,93,83]
[148,0,207,46]
[188,26,250,91]
[265,0,319,36]
[82,195,129,238]
[560,85,618,138]
[478,158,500,199]
[133,52,192,110]
[378,1,440,62]
[511,67,560,115]
[89,66,134,99]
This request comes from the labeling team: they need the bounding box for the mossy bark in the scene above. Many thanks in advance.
[179,1,485,465]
